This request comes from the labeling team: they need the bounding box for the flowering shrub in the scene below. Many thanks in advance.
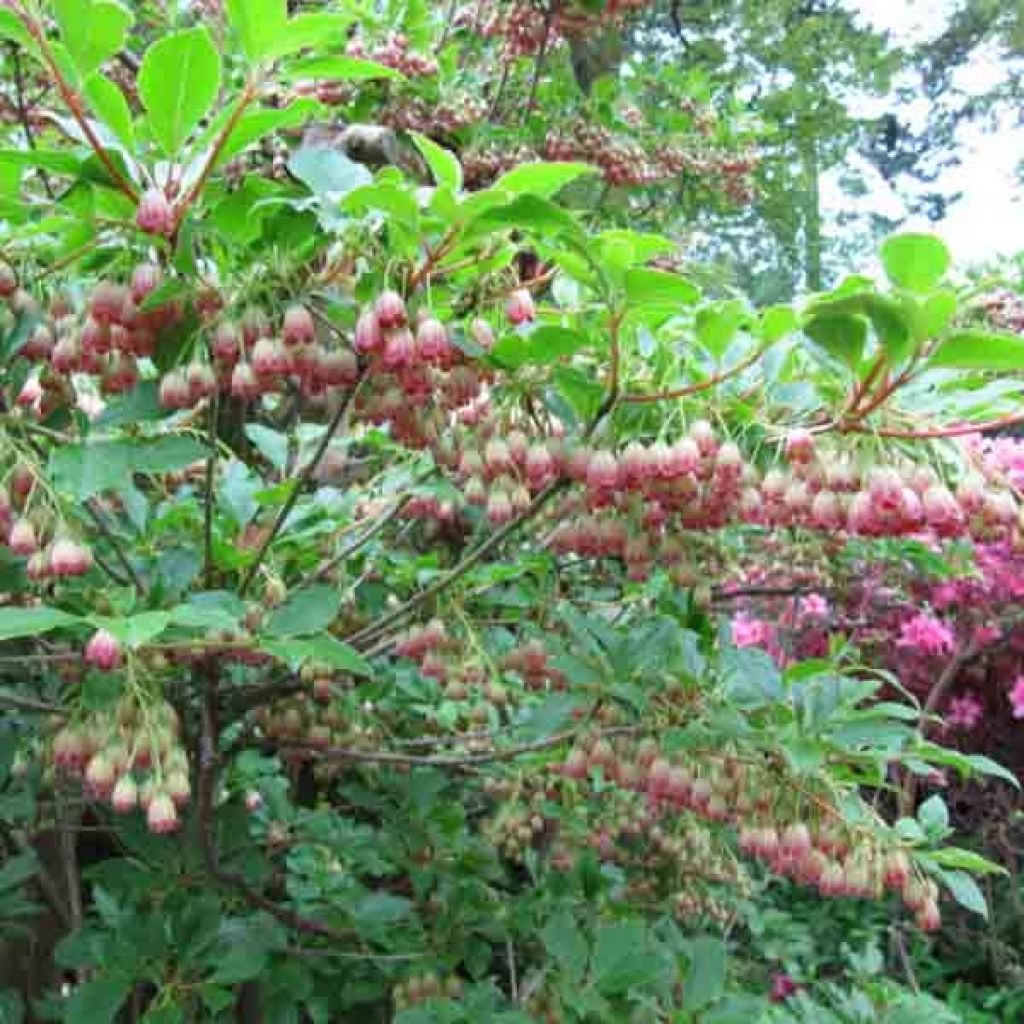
[0,2,1023,1022]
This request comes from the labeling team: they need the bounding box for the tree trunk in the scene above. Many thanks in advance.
[799,133,823,293]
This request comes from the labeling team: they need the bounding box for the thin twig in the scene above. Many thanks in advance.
[294,493,413,591]
[344,479,566,648]
[238,377,364,598]
[204,395,219,588]
[621,344,767,404]
[198,664,355,942]
[273,725,638,769]
[524,5,556,118]
[0,690,64,714]
[84,500,145,594]
[9,42,54,198]
[899,640,979,816]
[16,7,138,199]
[0,821,72,930]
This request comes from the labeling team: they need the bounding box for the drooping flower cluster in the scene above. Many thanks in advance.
[50,696,189,835]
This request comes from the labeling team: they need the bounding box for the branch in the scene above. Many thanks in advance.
[525,5,556,118]
[198,665,354,942]
[271,725,638,769]
[294,493,413,592]
[204,395,218,588]
[16,8,138,200]
[238,376,363,598]
[343,479,566,649]
[0,820,73,930]
[620,344,767,404]
[0,690,64,714]
[179,79,260,218]
[899,639,980,815]
[84,500,145,594]
[9,42,54,198]
[846,410,1024,440]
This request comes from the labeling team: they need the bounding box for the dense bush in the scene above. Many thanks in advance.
[1,2,1023,1022]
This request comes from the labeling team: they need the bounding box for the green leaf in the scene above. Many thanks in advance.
[0,606,80,641]
[683,936,727,1011]
[83,73,135,151]
[0,850,39,891]
[262,13,352,58]
[215,100,319,169]
[808,292,913,363]
[411,133,462,192]
[290,55,404,81]
[466,194,583,242]
[50,436,208,499]
[170,601,240,634]
[226,0,287,61]
[288,145,372,201]
[926,848,1007,876]
[138,27,221,156]
[940,869,988,919]
[264,585,343,637]
[492,161,598,199]
[914,290,958,339]
[760,305,798,342]
[491,325,589,370]
[881,233,951,293]
[804,312,867,368]
[64,978,130,1024]
[591,920,657,995]
[696,301,746,355]
[53,0,133,78]
[964,753,1020,788]
[89,612,171,649]
[624,268,700,309]
[541,911,588,983]
[917,794,949,833]
[928,329,1024,371]
[245,424,288,473]
[0,10,39,53]
[261,634,373,677]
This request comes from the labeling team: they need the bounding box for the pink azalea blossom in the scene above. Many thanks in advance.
[798,593,828,620]
[947,692,984,730]
[971,623,1002,648]
[731,613,776,649]
[897,613,954,657]
[1009,676,1024,719]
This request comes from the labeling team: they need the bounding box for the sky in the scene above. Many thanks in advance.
[823,1,1024,267]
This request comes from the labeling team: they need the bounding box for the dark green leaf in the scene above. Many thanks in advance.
[804,312,867,368]
[940,869,987,919]
[541,911,588,983]
[0,606,80,641]
[683,936,727,1011]
[50,436,207,499]
[64,978,130,1024]
[264,586,344,637]
[261,633,372,677]
[491,325,589,369]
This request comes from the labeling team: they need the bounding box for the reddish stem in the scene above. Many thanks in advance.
[621,345,766,404]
